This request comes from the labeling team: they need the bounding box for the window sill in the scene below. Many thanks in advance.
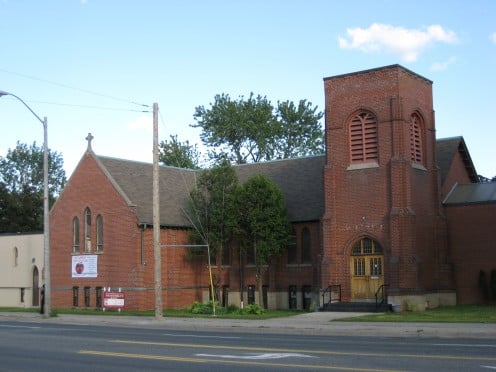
[347,162,379,171]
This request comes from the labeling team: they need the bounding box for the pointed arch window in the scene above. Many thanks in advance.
[84,208,91,252]
[410,113,423,164]
[349,111,378,163]
[72,217,80,253]
[13,247,19,267]
[96,214,103,252]
[287,229,297,264]
[301,227,311,263]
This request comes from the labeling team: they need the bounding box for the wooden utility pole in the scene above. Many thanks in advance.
[153,102,163,319]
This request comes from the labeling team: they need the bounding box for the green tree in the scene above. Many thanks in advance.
[234,174,291,306]
[275,99,324,158]
[159,134,201,169]
[192,93,324,164]
[0,141,66,232]
[187,160,239,269]
[192,93,278,164]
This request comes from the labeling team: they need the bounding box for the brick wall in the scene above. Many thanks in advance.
[322,65,452,300]
[446,202,496,304]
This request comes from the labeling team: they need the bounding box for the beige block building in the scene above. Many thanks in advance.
[0,233,44,308]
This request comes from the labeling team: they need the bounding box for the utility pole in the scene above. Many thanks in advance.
[153,102,163,319]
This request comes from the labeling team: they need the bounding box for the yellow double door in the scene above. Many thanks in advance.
[350,255,384,300]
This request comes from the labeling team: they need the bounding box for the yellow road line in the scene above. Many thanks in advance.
[110,339,496,362]
[79,350,401,371]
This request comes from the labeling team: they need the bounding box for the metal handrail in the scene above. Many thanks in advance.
[375,284,389,308]
[321,284,341,306]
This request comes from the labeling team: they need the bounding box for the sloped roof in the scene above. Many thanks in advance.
[97,154,325,227]
[436,137,478,185]
[444,183,496,206]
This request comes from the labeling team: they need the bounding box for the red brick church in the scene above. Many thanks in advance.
[50,65,496,311]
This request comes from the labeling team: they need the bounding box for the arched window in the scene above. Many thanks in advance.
[349,111,378,163]
[301,227,311,263]
[72,217,80,253]
[410,113,423,164]
[13,247,18,267]
[96,214,103,252]
[287,229,297,264]
[351,237,383,255]
[84,207,91,252]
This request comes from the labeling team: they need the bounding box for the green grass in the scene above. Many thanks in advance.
[0,306,303,319]
[337,305,496,323]
[2,305,495,323]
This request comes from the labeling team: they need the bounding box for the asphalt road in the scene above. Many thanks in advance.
[1,318,496,371]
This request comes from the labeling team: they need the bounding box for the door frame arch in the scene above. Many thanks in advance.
[349,237,385,300]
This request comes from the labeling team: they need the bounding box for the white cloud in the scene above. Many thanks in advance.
[338,23,458,62]
[127,115,153,133]
[430,56,457,71]
[491,32,496,44]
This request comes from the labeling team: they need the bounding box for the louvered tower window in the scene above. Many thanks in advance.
[410,113,423,163]
[349,112,378,163]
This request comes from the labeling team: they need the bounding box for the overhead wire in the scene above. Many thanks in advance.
[0,67,150,110]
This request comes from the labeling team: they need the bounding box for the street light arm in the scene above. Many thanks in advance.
[0,89,51,318]
[0,90,45,126]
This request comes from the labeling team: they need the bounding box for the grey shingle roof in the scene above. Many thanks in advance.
[444,183,496,205]
[436,137,478,185]
[94,136,473,227]
[97,154,325,227]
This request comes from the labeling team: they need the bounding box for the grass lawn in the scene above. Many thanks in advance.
[2,305,495,323]
[0,306,304,319]
[336,305,496,323]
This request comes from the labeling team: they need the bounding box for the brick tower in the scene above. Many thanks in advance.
[321,65,454,307]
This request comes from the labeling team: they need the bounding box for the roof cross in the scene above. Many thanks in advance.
[86,132,94,151]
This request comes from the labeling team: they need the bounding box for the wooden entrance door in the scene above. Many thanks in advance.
[350,238,384,300]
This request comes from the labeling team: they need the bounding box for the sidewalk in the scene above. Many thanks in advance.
[1,311,495,339]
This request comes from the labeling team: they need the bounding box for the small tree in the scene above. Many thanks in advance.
[234,174,291,306]
[187,160,238,273]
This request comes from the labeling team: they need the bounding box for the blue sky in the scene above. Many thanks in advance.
[1,0,495,178]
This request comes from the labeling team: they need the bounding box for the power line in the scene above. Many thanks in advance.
[0,67,150,108]
[29,99,150,113]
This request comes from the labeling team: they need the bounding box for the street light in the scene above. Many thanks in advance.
[0,90,51,318]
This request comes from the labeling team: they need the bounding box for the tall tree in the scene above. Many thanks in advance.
[234,174,291,306]
[192,93,278,164]
[0,141,66,232]
[275,99,324,158]
[159,134,201,169]
[192,93,324,164]
[0,141,66,200]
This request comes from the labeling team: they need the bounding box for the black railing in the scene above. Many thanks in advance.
[375,284,389,309]
[321,284,341,307]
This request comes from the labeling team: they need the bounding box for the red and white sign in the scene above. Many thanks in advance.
[103,291,125,309]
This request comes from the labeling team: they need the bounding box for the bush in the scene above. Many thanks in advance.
[187,301,226,315]
[243,303,265,315]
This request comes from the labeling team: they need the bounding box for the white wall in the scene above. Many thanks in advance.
[0,233,43,307]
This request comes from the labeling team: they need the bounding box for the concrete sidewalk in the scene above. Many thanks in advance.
[1,311,495,339]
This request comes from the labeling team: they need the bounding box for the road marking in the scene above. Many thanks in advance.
[162,333,241,339]
[0,324,40,329]
[433,343,496,348]
[79,350,398,371]
[195,352,315,360]
[111,339,496,362]
[481,367,496,370]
